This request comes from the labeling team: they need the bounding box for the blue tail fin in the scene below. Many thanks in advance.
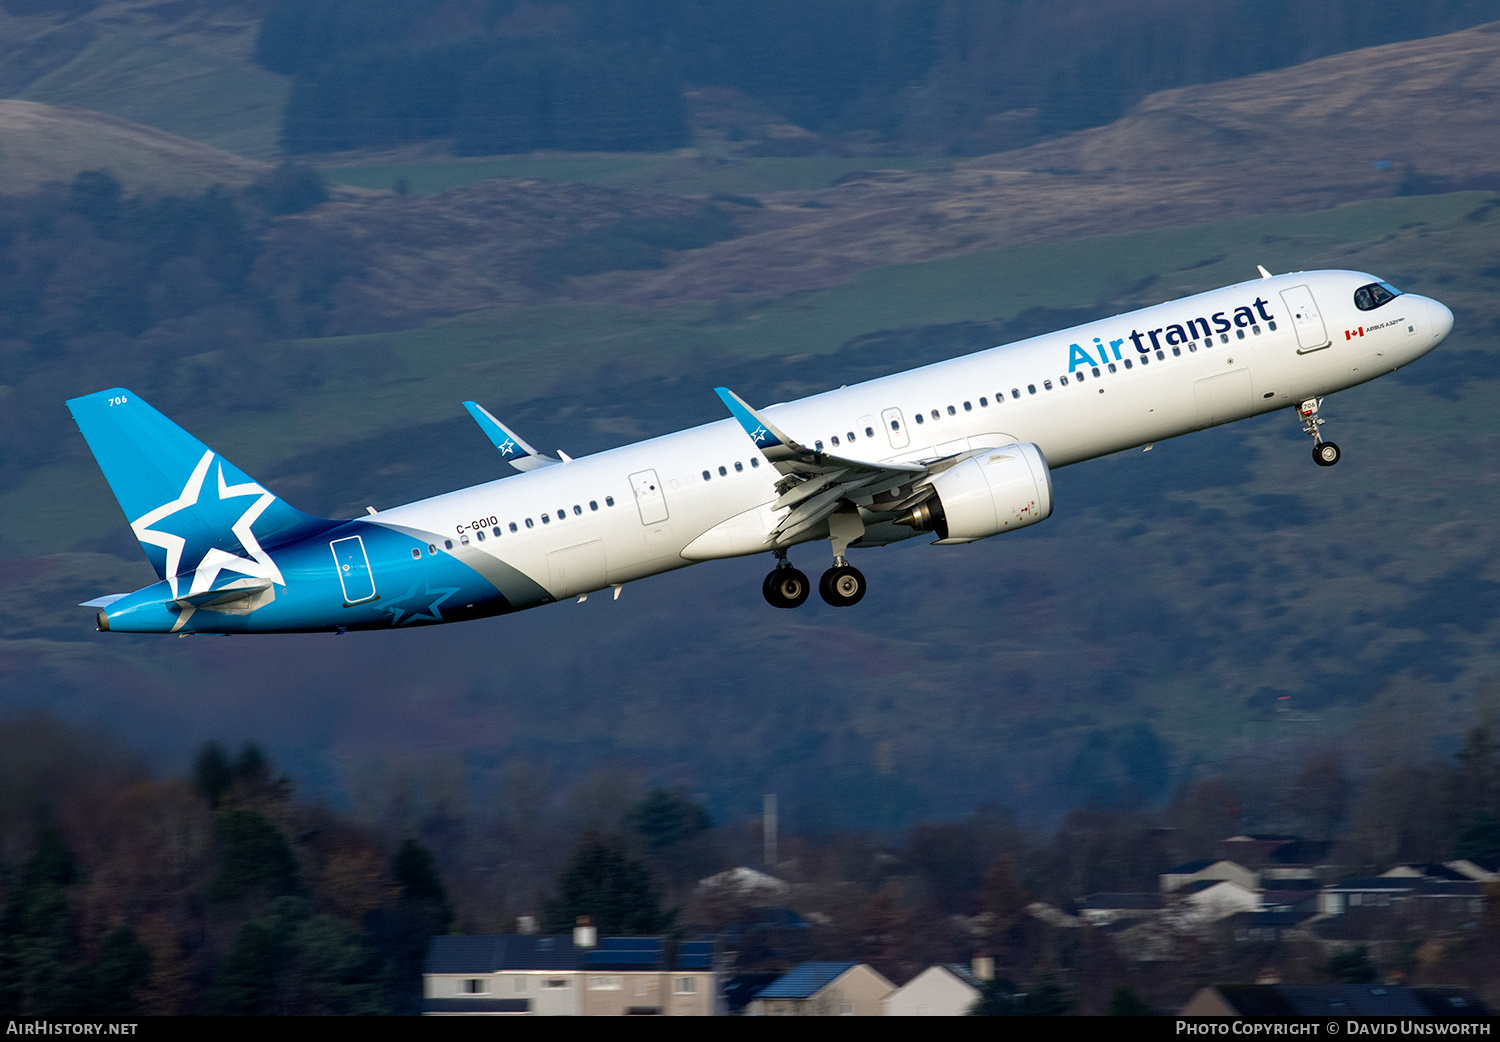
[66,388,333,584]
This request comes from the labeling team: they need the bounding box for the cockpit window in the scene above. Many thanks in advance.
[1354,281,1401,311]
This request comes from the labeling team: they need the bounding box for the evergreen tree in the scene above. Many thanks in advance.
[542,833,668,936]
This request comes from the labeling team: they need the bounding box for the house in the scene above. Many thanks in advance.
[424,931,718,1015]
[1172,878,1262,922]
[1183,984,1490,1017]
[748,962,894,1016]
[1160,859,1259,894]
[882,964,984,1016]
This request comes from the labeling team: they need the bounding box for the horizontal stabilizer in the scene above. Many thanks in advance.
[462,401,561,472]
[80,593,129,609]
[174,579,274,611]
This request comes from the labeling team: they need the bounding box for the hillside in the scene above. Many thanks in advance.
[0,99,268,193]
[270,21,1500,323]
[0,0,287,157]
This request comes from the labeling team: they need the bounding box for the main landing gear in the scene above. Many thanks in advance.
[763,556,810,609]
[761,556,867,609]
[762,542,868,610]
[1299,397,1341,467]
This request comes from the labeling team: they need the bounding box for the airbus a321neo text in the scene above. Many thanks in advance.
[69,268,1452,634]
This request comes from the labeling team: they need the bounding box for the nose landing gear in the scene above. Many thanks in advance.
[1299,398,1341,467]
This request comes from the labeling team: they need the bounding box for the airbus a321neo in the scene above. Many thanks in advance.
[69,268,1452,634]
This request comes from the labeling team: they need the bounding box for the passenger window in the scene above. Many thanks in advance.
[702,470,711,480]
[963,401,972,411]
[865,427,874,437]
[947,405,956,416]
[460,535,469,545]
[427,543,437,554]
[1189,344,1197,352]
[1252,326,1261,336]
[445,539,453,549]
[1108,363,1117,373]
[492,527,501,538]
[718,466,727,476]
[1123,359,1133,369]
[931,409,940,420]
[750,459,760,468]
[1139,355,1148,366]
[1075,371,1085,382]
[890,419,900,430]
[541,515,550,524]
[1091,367,1100,377]
[410,548,421,560]
[525,519,534,528]
[846,431,856,442]
[1027,384,1036,394]
[979,397,988,406]
[1172,347,1180,356]
[606,496,616,505]
[589,501,598,511]
[814,441,823,450]
[573,505,582,515]
[1220,333,1229,343]
[1156,350,1165,360]
[830,436,839,446]
[509,522,518,532]
[1268,320,1277,331]
[1236,328,1245,339]
[734,461,743,472]
[1060,376,1068,386]
[915,414,924,424]
[558,507,565,517]
[1012,389,1020,399]
[476,530,485,541]
[1043,380,1052,390]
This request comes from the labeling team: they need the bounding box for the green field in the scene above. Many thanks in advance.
[19,33,291,159]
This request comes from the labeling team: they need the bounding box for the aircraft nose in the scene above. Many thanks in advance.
[1427,297,1454,342]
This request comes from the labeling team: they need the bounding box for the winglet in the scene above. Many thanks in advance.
[463,401,561,471]
[714,387,801,460]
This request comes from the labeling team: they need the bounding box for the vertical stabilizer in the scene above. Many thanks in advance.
[66,389,333,592]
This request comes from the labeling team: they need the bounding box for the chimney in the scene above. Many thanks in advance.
[971,954,995,982]
[573,915,597,949]
[764,793,778,868]
[516,915,537,935]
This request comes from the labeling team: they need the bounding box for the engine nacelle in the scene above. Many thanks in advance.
[898,443,1053,543]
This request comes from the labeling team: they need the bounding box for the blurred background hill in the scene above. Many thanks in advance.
[1,0,1499,850]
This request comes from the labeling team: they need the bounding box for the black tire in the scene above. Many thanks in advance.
[764,568,810,609]
[818,565,866,607]
[1313,442,1341,467]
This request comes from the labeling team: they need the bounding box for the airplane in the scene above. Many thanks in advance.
[68,268,1452,634]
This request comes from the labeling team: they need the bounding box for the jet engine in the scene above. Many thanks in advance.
[895,443,1053,543]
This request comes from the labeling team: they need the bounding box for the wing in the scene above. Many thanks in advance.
[715,387,930,546]
[462,402,565,472]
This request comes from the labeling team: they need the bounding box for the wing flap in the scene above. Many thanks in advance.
[715,386,930,547]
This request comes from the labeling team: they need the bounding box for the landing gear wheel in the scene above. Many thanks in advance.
[1313,442,1341,467]
[764,568,810,609]
[818,565,866,607]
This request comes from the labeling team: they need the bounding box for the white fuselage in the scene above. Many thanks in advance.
[372,270,1450,605]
